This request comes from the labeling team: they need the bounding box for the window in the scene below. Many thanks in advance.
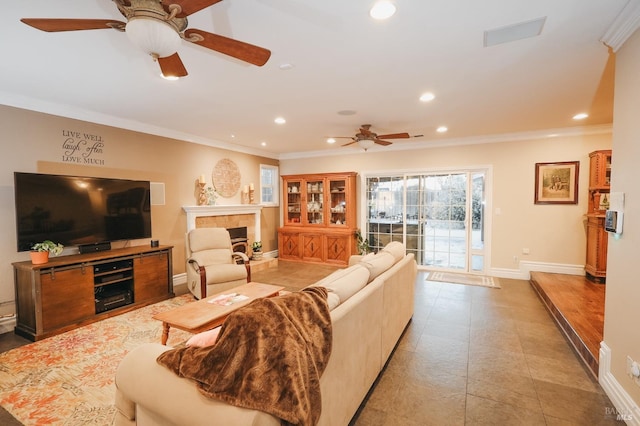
[260,164,279,206]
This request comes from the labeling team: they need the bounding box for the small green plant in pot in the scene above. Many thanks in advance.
[251,241,263,260]
[355,229,371,255]
[30,240,64,265]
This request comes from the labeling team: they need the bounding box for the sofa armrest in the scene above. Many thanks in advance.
[115,343,280,426]
[187,258,201,272]
[232,251,250,263]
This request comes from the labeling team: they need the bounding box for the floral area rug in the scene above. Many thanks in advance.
[0,294,194,425]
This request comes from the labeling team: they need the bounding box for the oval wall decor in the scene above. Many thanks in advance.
[212,158,241,197]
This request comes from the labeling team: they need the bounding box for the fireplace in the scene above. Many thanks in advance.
[227,226,248,253]
[182,205,263,253]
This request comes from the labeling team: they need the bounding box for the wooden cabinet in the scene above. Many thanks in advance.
[585,150,611,282]
[587,150,612,212]
[13,245,173,341]
[41,267,94,331]
[134,250,171,302]
[585,216,608,280]
[279,172,357,265]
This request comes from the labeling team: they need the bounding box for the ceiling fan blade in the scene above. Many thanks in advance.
[158,53,188,78]
[162,0,223,18]
[374,139,393,146]
[359,126,374,136]
[21,18,125,32]
[184,29,271,66]
[342,140,358,147]
[377,132,410,139]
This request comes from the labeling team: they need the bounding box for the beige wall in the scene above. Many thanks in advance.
[603,29,640,404]
[0,105,278,315]
[281,132,612,272]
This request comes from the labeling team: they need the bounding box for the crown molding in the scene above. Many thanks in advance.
[601,0,640,52]
[278,125,613,160]
[0,91,280,160]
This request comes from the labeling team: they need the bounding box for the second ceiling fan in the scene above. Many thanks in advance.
[20,0,271,78]
[338,124,410,150]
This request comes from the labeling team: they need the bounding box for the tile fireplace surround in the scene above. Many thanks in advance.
[182,205,263,244]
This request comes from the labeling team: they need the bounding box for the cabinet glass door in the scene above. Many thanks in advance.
[329,178,348,226]
[605,153,612,186]
[305,179,324,225]
[286,180,303,225]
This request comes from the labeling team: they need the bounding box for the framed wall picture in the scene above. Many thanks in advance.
[534,161,579,204]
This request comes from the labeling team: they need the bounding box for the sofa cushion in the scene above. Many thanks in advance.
[311,264,369,303]
[359,251,396,283]
[381,241,406,264]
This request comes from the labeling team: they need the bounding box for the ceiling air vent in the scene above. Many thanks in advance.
[484,17,547,47]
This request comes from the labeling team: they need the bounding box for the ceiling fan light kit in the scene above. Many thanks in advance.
[126,18,181,58]
[358,139,376,151]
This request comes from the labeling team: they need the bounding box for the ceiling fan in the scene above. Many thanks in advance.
[337,124,410,150]
[20,0,271,78]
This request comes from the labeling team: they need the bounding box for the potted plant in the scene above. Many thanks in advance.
[355,229,371,255]
[30,240,64,265]
[251,241,263,260]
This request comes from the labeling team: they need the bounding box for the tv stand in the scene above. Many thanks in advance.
[12,245,174,341]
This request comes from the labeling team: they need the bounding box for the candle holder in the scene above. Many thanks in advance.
[249,188,255,204]
[197,182,207,206]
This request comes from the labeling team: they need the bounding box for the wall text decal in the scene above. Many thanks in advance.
[61,130,105,165]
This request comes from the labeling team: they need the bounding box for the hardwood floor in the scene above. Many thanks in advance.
[530,271,605,378]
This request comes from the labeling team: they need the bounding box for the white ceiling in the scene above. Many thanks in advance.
[0,0,633,159]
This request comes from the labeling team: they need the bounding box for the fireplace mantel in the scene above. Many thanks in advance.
[182,205,263,240]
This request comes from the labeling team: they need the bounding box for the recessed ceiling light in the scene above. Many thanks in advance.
[337,110,357,116]
[261,141,267,146]
[436,126,448,133]
[370,1,396,20]
[160,74,179,81]
[327,138,336,144]
[573,113,589,120]
[419,92,435,102]
[279,63,294,70]
[274,117,286,124]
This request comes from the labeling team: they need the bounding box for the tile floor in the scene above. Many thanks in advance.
[0,262,624,425]
[352,271,622,425]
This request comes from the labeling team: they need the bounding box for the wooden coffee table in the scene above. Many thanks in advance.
[153,282,284,345]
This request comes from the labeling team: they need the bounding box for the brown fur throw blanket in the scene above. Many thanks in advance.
[157,286,332,426]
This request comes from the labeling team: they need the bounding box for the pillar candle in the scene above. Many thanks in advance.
[199,174,205,184]
[249,183,254,191]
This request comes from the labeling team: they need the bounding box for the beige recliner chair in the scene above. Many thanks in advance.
[185,228,251,299]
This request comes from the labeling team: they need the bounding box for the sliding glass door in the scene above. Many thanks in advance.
[366,170,487,273]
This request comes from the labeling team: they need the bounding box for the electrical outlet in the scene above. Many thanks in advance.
[626,356,640,386]
[522,248,530,255]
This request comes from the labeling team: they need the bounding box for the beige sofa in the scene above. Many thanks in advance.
[114,241,417,426]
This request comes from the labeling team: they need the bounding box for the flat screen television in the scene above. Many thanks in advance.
[14,172,151,252]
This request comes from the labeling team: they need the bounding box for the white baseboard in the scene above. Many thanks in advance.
[0,315,16,334]
[489,261,585,281]
[489,267,530,280]
[599,342,640,424]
